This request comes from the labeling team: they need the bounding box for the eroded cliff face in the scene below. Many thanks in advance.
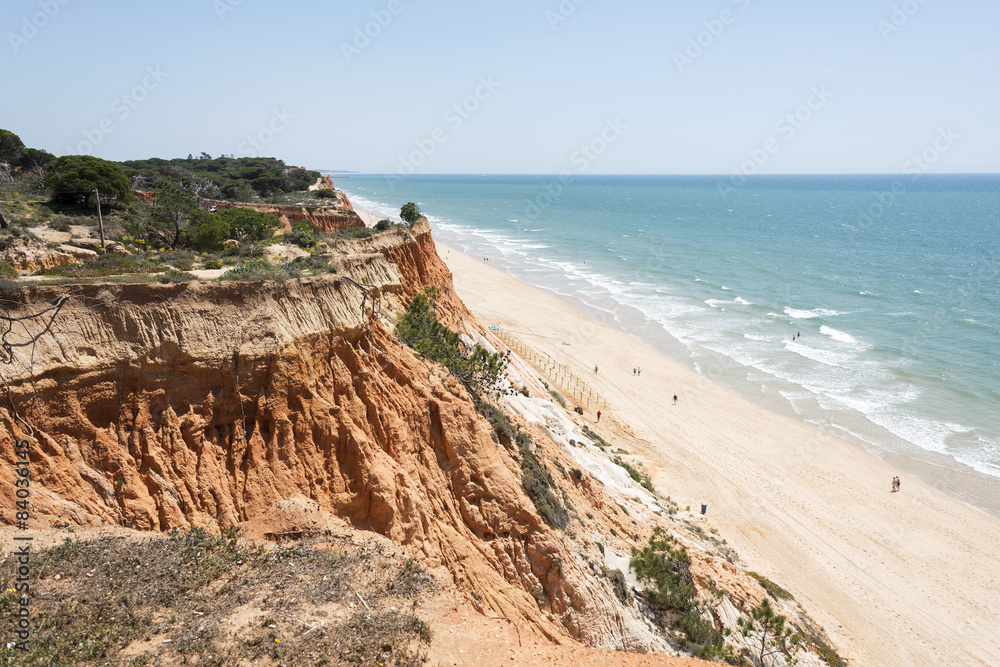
[0,223,677,651]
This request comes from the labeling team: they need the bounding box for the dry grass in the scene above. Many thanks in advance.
[0,529,434,666]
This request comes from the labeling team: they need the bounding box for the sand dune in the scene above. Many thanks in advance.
[440,243,1000,667]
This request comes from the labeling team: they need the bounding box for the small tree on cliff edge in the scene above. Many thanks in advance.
[400,202,421,226]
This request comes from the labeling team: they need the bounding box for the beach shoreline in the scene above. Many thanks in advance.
[434,239,1000,667]
[434,235,1000,523]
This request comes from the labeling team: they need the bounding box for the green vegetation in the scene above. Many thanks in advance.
[748,571,794,601]
[603,567,630,604]
[35,255,166,278]
[400,202,421,225]
[738,598,800,666]
[395,291,507,398]
[548,388,567,408]
[187,207,280,252]
[581,424,610,448]
[612,456,655,493]
[46,155,134,205]
[630,527,743,663]
[121,155,319,201]
[220,258,297,282]
[282,221,319,250]
[1,128,53,177]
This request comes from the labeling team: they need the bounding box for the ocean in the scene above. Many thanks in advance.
[336,174,1000,517]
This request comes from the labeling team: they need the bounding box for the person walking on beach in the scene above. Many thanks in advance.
[633,367,637,376]
[596,410,601,423]
[673,394,678,404]
[891,476,900,492]
[637,367,641,376]
[594,365,598,374]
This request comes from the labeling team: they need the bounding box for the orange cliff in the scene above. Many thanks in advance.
[0,222,663,650]
[0,222,841,662]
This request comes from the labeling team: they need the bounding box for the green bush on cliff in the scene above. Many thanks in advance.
[395,292,507,398]
[631,528,742,663]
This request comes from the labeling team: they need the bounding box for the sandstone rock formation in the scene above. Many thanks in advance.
[0,220,839,662]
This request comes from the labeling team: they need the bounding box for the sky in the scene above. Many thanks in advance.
[2,0,999,175]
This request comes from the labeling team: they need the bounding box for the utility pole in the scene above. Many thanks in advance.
[93,189,105,249]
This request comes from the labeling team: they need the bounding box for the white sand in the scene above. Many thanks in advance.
[354,209,383,228]
[439,242,1000,667]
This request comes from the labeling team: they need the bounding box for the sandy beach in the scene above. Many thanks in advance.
[438,242,1000,667]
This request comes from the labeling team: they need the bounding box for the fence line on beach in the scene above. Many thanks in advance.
[494,329,607,410]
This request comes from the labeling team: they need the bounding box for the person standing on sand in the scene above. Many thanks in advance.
[594,365,598,374]
[597,410,601,423]
[673,394,678,404]
[633,367,636,376]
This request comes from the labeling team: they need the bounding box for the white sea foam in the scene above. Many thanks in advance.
[784,341,855,368]
[734,297,753,306]
[820,325,872,349]
[784,307,848,319]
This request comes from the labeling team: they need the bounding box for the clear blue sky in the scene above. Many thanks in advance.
[3,0,998,174]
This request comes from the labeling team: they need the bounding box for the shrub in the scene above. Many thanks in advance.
[219,258,288,282]
[613,456,655,493]
[187,210,230,251]
[603,567,629,604]
[289,255,336,274]
[314,188,336,199]
[548,388,567,408]
[631,528,741,663]
[0,260,18,278]
[375,219,391,231]
[395,293,507,398]
[203,258,223,270]
[36,254,165,278]
[159,270,198,283]
[283,221,318,249]
[400,202,421,224]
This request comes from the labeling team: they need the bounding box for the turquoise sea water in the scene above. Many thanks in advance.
[337,174,1000,517]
